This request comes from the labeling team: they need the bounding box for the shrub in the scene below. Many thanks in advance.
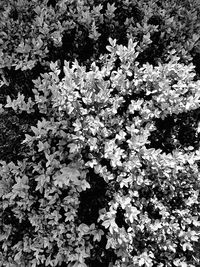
[1,0,200,266]
[1,0,200,75]
[1,38,200,266]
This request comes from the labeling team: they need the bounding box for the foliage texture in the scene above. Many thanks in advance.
[1,0,200,267]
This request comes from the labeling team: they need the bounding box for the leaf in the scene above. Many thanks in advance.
[173,259,188,267]
[108,37,117,47]
[54,167,80,188]
[107,3,117,14]
[182,242,193,251]
[92,4,103,14]
[37,141,49,152]
[35,174,48,192]
[102,219,112,229]
[80,180,90,191]
[78,223,90,234]
[192,33,200,43]
[93,229,104,242]
[21,134,33,144]
[5,95,12,108]
[67,143,80,154]
[197,121,200,133]
[50,61,58,72]
[89,21,101,41]
[54,173,70,188]
[0,180,8,198]
[31,126,39,136]
[106,45,114,53]
[138,252,154,267]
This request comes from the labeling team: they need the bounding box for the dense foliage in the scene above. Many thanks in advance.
[1,0,200,266]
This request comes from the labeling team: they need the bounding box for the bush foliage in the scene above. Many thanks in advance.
[1,0,200,266]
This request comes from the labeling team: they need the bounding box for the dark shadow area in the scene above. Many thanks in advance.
[77,167,108,225]
[147,109,200,153]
